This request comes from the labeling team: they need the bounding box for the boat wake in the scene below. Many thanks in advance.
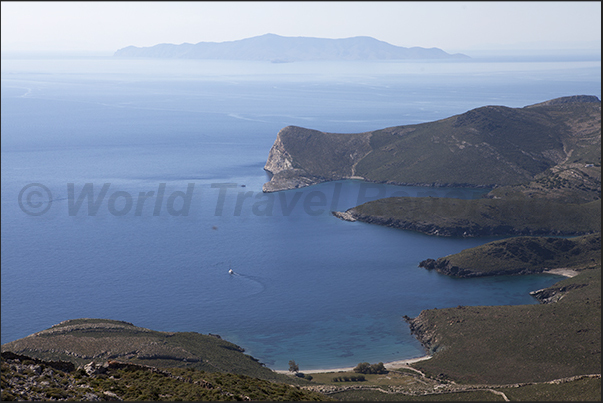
[232,272,266,296]
[210,261,266,296]
[218,263,266,296]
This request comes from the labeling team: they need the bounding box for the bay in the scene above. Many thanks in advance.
[1,56,600,370]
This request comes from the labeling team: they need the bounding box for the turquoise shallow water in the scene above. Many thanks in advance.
[1,57,600,370]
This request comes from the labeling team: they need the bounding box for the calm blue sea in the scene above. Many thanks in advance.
[1,56,600,370]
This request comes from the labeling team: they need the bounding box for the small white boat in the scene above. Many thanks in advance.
[228,268,234,275]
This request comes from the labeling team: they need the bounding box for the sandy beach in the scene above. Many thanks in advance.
[544,268,580,277]
[274,355,432,374]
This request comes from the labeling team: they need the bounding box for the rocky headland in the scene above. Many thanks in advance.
[263,125,372,192]
[416,233,601,278]
[263,95,601,199]
[331,196,600,237]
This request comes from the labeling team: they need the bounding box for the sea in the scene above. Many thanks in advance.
[1,52,601,371]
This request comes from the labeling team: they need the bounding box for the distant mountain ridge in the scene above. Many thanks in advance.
[114,33,469,61]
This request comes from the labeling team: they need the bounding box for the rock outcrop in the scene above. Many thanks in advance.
[529,283,588,303]
[403,313,441,356]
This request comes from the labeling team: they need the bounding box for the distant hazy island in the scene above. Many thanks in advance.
[113,33,469,61]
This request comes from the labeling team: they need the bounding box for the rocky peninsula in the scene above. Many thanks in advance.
[264,95,601,199]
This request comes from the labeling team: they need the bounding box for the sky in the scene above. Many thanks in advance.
[1,1,601,54]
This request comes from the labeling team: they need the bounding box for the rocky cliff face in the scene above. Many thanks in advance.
[262,129,320,192]
[263,133,293,175]
[403,313,441,356]
[263,126,372,192]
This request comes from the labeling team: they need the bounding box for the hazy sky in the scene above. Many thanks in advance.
[1,1,601,53]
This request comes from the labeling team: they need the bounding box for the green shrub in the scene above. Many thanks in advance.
[353,361,387,374]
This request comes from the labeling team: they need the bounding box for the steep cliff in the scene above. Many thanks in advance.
[263,125,372,192]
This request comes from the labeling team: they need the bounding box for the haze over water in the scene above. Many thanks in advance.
[1,55,600,370]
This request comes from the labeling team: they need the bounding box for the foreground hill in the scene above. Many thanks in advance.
[263,95,601,196]
[114,33,468,61]
[1,351,328,401]
[0,319,287,383]
[405,267,601,385]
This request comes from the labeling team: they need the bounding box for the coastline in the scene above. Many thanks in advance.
[273,355,432,374]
